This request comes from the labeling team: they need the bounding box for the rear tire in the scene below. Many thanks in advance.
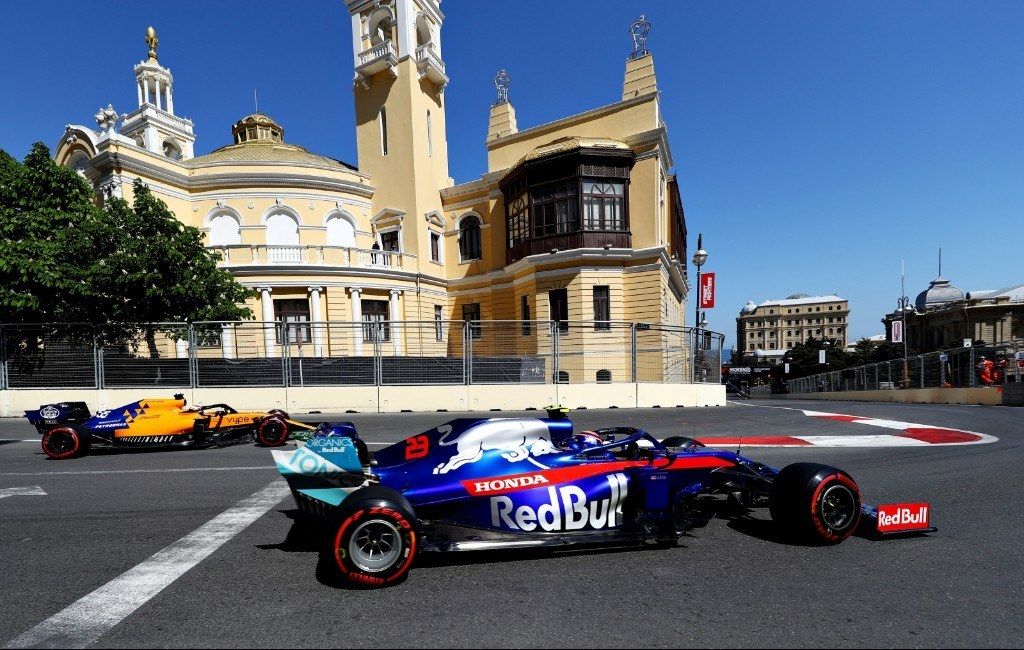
[322,486,418,588]
[770,462,861,544]
[41,426,85,460]
[255,415,290,447]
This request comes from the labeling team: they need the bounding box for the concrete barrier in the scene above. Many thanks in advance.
[1002,383,1024,407]
[1,382,726,416]
[773,387,1003,406]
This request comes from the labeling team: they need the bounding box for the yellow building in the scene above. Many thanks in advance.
[53,4,690,376]
[736,294,851,364]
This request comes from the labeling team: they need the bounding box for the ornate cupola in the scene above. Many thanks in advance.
[231,113,285,144]
[119,26,196,160]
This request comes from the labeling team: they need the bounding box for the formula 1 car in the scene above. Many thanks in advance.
[26,395,312,459]
[274,414,935,588]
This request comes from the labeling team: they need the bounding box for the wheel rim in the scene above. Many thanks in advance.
[348,518,402,573]
[48,432,74,455]
[820,483,856,530]
[262,420,286,443]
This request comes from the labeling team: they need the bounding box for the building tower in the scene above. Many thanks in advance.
[345,0,451,260]
[119,26,196,160]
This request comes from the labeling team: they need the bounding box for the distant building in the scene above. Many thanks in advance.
[844,334,885,353]
[883,276,1024,350]
[735,294,849,364]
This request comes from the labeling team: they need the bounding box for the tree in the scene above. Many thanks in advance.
[784,336,849,379]
[0,144,254,360]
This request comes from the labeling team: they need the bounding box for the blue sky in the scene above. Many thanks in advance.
[1,1,1021,345]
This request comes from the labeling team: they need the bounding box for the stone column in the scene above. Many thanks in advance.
[308,286,325,357]
[349,287,363,355]
[166,85,174,114]
[259,286,276,357]
[143,77,150,105]
[389,289,402,355]
[155,79,163,110]
[137,81,143,106]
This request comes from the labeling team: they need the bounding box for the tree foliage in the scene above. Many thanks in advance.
[0,144,254,360]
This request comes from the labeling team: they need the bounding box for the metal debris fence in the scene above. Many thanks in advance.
[0,321,724,390]
[787,342,1024,394]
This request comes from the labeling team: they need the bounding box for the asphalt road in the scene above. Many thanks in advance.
[1,399,1021,648]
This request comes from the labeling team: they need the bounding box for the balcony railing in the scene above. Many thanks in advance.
[208,245,410,270]
[506,231,632,265]
[356,40,398,76]
[415,42,447,87]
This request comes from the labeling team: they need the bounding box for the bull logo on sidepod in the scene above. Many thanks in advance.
[433,420,559,475]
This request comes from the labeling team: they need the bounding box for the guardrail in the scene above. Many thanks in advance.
[0,321,724,390]
[787,341,1024,394]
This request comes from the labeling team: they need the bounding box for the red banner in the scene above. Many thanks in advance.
[699,273,716,309]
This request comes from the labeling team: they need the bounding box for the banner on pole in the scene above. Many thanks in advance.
[891,321,903,344]
[699,273,716,309]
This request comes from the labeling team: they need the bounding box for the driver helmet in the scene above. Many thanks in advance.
[563,430,604,453]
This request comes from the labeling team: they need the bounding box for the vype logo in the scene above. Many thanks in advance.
[876,502,930,532]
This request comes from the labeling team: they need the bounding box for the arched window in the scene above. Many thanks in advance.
[66,152,90,177]
[368,9,392,45]
[208,212,241,246]
[416,14,431,47]
[325,213,357,248]
[265,211,300,263]
[162,140,182,161]
[596,369,612,383]
[379,107,388,156]
[459,215,481,261]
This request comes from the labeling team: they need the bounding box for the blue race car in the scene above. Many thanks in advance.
[273,414,933,588]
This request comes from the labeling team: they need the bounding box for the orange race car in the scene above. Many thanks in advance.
[25,394,313,460]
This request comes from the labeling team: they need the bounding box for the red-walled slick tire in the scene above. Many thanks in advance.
[322,486,418,588]
[255,415,290,447]
[769,462,861,545]
[41,426,85,460]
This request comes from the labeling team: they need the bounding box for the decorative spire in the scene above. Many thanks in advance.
[628,15,651,60]
[145,26,159,61]
[493,69,511,106]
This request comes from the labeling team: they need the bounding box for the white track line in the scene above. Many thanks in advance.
[0,466,276,477]
[0,486,46,499]
[4,480,290,649]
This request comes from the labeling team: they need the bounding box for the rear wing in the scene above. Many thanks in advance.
[24,402,92,432]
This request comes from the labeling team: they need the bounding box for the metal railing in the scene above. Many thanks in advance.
[787,341,1024,394]
[0,321,724,390]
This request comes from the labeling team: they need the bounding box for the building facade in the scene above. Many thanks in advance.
[882,276,1024,351]
[736,294,850,363]
[52,3,689,366]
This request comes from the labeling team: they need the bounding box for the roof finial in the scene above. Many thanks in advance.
[493,69,511,106]
[254,88,259,114]
[628,15,652,60]
[145,26,159,61]
[938,247,942,278]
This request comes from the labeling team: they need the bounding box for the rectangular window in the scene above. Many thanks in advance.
[462,302,482,339]
[361,299,390,342]
[531,181,578,238]
[582,180,626,231]
[593,286,610,330]
[521,295,531,335]
[434,305,443,341]
[430,231,440,262]
[549,288,568,333]
[275,299,311,345]
[380,230,400,252]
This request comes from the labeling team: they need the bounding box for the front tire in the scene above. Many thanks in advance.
[41,426,86,460]
[255,415,290,447]
[322,486,418,588]
[769,462,861,544]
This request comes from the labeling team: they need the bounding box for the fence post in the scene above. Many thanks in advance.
[464,321,472,385]
[630,323,638,383]
[93,328,103,390]
[374,323,383,386]
[969,347,976,387]
[551,321,560,384]
[0,325,6,391]
[188,324,197,389]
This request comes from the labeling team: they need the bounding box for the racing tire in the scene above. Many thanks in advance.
[41,426,86,460]
[660,436,706,452]
[268,408,291,420]
[769,462,861,545]
[255,415,290,447]
[322,486,418,588]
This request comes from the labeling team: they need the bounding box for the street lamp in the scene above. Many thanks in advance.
[692,233,708,330]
